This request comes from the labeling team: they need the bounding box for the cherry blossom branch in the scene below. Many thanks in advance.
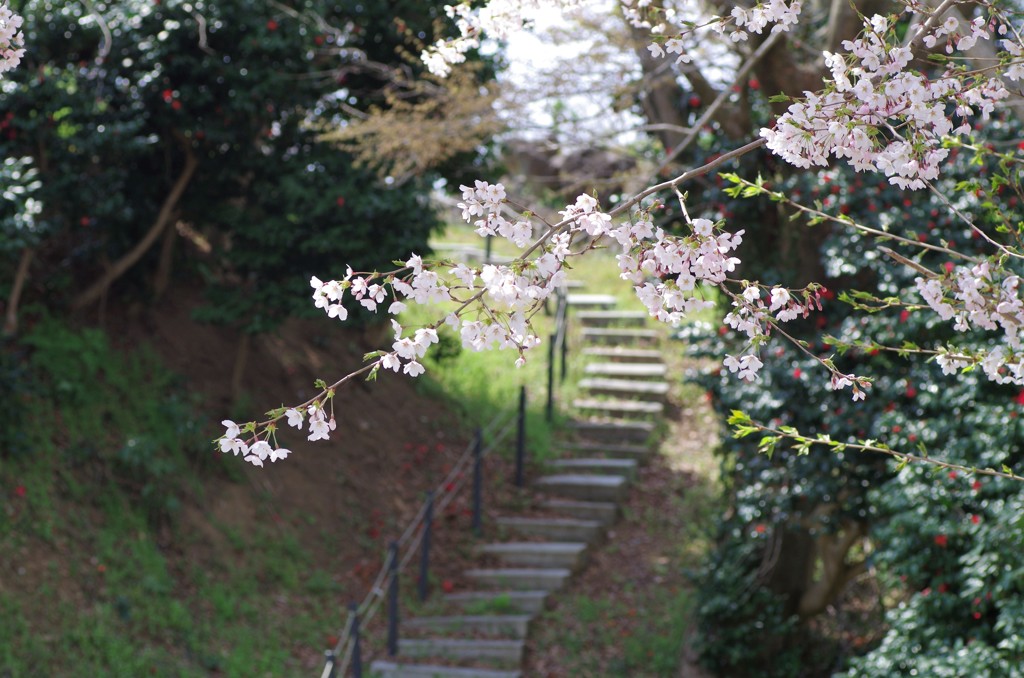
[924,178,1024,261]
[722,173,983,263]
[657,31,783,172]
[729,410,1024,482]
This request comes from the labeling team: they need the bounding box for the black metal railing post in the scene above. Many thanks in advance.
[558,287,569,383]
[322,650,336,678]
[419,491,433,601]
[546,334,556,422]
[515,386,526,487]
[472,428,483,536]
[386,541,399,657]
[349,602,362,678]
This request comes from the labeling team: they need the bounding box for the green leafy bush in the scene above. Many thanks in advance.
[683,111,1024,673]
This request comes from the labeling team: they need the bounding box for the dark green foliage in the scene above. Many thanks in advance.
[684,108,1024,673]
[0,338,35,458]
[692,528,804,677]
[0,0,462,329]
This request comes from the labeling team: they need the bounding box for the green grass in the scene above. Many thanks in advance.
[533,589,696,676]
[0,319,340,677]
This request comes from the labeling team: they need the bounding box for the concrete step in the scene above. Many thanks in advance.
[584,361,667,379]
[370,662,521,678]
[480,542,587,569]
[540,498,618,524]
[464,568,571,592]
[582,347,664,363]
[549,458,638,478]
[405,615,532,638]
[562,440,653,461]
[567,419,655,442]
[579,377,670,401]
[566,293,618,308]
[576,310,647,326]
[580,327,660,345]
[444,590,549,615]
[535,473,629,502]
[398,638,525,663]
[496,516,604,542]
[573,398,664,418]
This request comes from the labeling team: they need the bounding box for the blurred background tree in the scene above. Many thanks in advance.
[0,0,495,335]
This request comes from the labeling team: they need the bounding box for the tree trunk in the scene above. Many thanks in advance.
[72,141,198,310]
[3,247,35,337]
[153,217,177,300]
[628,25,689,152]
[763,517,868,619]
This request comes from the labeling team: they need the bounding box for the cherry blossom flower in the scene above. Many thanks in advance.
[0,4,25,78]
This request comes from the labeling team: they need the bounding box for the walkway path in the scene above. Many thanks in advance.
[370,289,670,678]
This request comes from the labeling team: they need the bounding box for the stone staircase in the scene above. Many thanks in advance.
[369,289,667,678]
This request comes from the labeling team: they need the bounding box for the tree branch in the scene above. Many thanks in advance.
[72,137,198,310]
[3,247,35,336]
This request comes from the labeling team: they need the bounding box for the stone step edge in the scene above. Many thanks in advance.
[578,378,670,393]
[573,398,665,413]
[583,364,668,379]
[369,661,522,678]
[403,615,532,638]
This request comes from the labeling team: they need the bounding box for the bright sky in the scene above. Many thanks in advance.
[486,4,645,147]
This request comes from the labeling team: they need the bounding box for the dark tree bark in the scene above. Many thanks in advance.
[3,247,35,336]
[72,138,198,310]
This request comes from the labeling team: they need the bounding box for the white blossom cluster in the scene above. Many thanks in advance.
[918,262,1024,385]
[723,0,802,42]
[458,180,536,246]
[312,181,571,383]
[763,14,1013,190]
[0,2,25,78]
[627,0,802,57]
[219,419,292,468]
[422,0,593,76]
[618,217,739,327]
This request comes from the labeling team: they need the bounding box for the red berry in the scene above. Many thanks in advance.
[267,19,278,31]
[934,534,948,547]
